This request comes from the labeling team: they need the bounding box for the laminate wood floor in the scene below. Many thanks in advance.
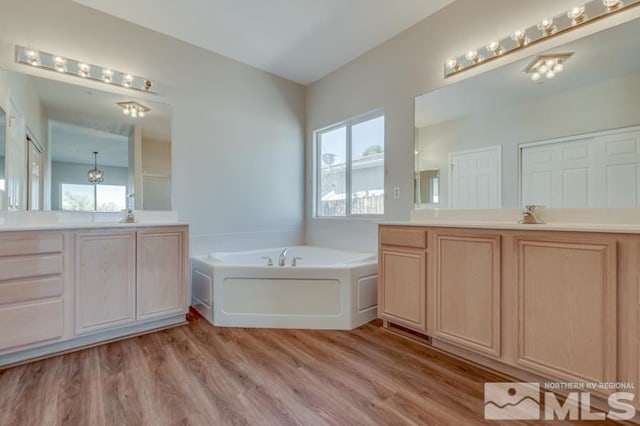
[0,317,611,426]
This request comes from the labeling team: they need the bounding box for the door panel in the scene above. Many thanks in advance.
[449,146,501,209]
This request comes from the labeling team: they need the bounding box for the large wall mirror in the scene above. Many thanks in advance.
[415,18,640,209]
[0,69,171,212]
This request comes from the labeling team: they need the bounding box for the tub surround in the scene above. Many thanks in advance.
[0,217,188,367]
[379,216,640,415]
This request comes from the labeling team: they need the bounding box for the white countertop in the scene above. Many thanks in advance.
[0,211,187,232]
[385,207,640,234]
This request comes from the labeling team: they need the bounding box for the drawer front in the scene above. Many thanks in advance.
[0,277,64,305]
[0,254,63,281]
[0,233,63,257]
[380,227,427,248]
[0,299,64,352]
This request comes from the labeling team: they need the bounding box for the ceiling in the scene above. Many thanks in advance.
[50,120,129,167]
[72,0,454,84]
[415,18,640,128]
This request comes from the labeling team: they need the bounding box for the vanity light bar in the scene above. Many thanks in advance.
[15,46,156,94]
[444,0,639,78]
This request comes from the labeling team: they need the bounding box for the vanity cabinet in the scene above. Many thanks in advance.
[137,228,187,320]
[378,227,427,332]
[0,224,188,367]
[0,232,65,353]
[75,231,136,334]
[431,230,501,358]
[379,224,639,403]
[514,235,618,384]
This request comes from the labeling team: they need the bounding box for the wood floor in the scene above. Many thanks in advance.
[0,317,608,426]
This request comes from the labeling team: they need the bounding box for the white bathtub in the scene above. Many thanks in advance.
[191,246,378,330]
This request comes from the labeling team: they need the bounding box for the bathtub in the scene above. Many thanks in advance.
[191,246,378,330]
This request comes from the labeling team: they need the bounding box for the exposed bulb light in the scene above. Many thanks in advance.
[53,56,66,72]
[537,18,556,35]
[123,74,133,87]
[603,0,623,11]
[465,50,482,63]
[447,58,460,71]
[546,70,556,79]
[102,69,113,83]
[78,63,90,77]
[117,101,150,119]
[568,5,587,24]
[138,110,145,118]
[531,72,541,81]
[511,29,529,47]
[553,63,564,72]
[486,41,503,56]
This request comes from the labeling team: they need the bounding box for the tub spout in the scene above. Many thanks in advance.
[278,248,289,266]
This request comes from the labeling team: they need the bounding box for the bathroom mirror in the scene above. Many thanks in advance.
[0,69,172,212]
[415,18,640,209]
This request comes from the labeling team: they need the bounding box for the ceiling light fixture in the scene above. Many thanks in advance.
[444,0,639,77]
[87,151,104,184]
[15,46,157,94]
[525,53,573,82]
[118,101,150,118]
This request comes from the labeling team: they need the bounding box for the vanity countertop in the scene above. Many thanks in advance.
[382,207,640,234]
[0,211,187,232]
[380,220,640,234]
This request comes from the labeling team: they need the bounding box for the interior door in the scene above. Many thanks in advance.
[449,146,501,208]
[521,128,640,207]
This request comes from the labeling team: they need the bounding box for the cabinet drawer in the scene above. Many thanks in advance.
[0,234,63,257]
[380,227,427,248]
[0,299,64,352]
[0,277,63,305]
[0,254,63,281]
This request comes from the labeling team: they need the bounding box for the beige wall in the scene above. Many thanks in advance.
[305,0,638,252]
[0,0,305,253]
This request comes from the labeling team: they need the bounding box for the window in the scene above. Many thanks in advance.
[316,110,384,217]
[61,183,127,211]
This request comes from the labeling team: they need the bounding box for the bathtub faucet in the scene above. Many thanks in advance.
[278,248,289,266]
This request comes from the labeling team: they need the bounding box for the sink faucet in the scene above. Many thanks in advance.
[518,205,545,224]
[278,248,289,266]
[121,193,137,223]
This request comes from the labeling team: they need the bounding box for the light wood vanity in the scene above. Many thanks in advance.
[379,223,639,408]
[0,224,188,367]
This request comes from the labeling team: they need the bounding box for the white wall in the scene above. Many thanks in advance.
[0,0,305,254]
[304,0,637,252]
[417,72,640,208]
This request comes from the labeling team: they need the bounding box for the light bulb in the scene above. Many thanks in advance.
[30,58,40,66]
[553,63,564,72]
[26,49,37,58]
[568,5,586,24]
[538,18,555,35]
[465,50,477,61]
[546,70,556,79]
[138,110,145,118]
[123,74,133,87]
[603,0,623,11]
[102,69,113,83]
[447,58,459,70]
[531,72,541,81]
[545,59,555,67]
[539,64,549,74]
[511,29,529,47]
[131,109,138,118]
[486,41,503,56]
[123,107,130,115]
[78,63,90,77]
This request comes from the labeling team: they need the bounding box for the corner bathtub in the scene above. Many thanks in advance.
[191,246,378,330]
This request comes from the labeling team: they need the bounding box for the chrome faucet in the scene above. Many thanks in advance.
[278,248,289,266]
[518,205,545,224]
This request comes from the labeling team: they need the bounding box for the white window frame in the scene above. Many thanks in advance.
[314,108,385,218]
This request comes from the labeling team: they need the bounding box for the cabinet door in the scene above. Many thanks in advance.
[137,229,186,320]
[433,232,501,358]
[379,248,426,331]
[516,236,617,384]
[75,232,136,334]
